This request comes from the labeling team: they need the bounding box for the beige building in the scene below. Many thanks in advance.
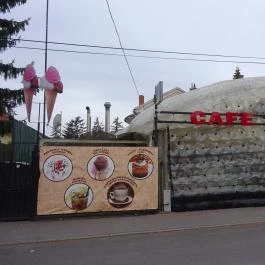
[124,87,185,124]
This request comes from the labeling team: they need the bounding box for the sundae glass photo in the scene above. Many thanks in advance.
[94,155,108,180]
[65,183,93,211]
[88,155,114,180]
[71,188,88,211]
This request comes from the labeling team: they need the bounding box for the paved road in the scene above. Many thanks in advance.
[2,207,265,246]
[1,223,265,265]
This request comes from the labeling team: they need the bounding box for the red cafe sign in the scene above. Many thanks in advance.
[190,111,254,126]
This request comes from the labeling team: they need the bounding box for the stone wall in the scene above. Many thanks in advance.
[169,125,265,210]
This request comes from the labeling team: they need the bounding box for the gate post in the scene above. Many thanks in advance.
[31,145,40,219]
[157,129,171,212]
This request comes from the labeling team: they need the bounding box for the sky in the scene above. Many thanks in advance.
[2,0,265,136]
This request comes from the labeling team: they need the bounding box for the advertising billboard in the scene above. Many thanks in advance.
[37,146,158,215]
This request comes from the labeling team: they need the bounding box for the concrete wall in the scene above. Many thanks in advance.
[169,125,265,210]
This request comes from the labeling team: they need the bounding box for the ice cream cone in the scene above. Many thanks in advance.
[24,88,33,122]
[45,89,57,123]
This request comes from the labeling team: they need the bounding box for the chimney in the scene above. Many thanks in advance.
[86,106,91,133]
[190,83,197,91]
[104,102,111,133]
[139,95,144,106]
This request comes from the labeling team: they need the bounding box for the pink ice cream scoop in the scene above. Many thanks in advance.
[43,66,63,123]
[45,66,61,84]
[31,75,39,89]
[54,81,63,93]
[94,156,108,170]
[23,64,36,81]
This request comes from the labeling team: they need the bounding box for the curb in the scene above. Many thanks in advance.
[1,220,265,247]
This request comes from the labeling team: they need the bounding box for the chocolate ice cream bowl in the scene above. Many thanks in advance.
[94,156,108,171]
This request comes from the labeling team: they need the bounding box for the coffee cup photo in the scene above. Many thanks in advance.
[107,182,134,208]
[110,188,129,202]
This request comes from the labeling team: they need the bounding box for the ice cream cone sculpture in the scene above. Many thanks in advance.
[22,64,39,122]
[39,66,63,123]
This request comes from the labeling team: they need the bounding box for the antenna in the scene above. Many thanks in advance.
[155,81,163,104]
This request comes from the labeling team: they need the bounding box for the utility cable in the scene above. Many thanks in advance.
[14,45,265,65]
[6,37,265,61]
[105,0,140,95]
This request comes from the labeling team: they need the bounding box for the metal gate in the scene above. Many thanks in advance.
[0,119,40,220]
[0,147,39,221]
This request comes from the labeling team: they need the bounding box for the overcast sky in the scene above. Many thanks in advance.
[2,0,265,135]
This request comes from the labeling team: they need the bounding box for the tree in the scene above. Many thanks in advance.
[62,116,85,139]
[50,126,61,138]
[79,117,117,140]
[111,116,124,133]
[92,117,104,135]
[0,0,30,115]
[233,67,244,79]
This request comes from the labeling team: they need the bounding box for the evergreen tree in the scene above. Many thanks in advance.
[79,117,117,140]
[111,116,124,133]
[233,67,244,79]
[92,117,104,135]
[0,0,30,115]
[62,116,85,139]
[50,126,61,138]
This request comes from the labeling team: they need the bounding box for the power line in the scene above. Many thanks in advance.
[105,0,140,96]
[14,45,265,65]
[7,37,265,61]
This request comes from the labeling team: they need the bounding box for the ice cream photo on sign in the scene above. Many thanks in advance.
[39,66,63,123]
[87,155,115,181]
[22,63,39,122]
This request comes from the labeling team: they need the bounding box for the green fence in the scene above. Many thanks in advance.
[0,119,38,163]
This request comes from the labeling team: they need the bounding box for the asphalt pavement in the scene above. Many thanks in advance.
[1,206,265,246]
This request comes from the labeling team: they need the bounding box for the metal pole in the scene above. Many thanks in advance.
[59,111,62,137]
[37,103,41,147]
[154,103,158,146]
[31,102,41,220]
[43,0,49,136]
[166,126,174,196]
[153,95,158,146]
